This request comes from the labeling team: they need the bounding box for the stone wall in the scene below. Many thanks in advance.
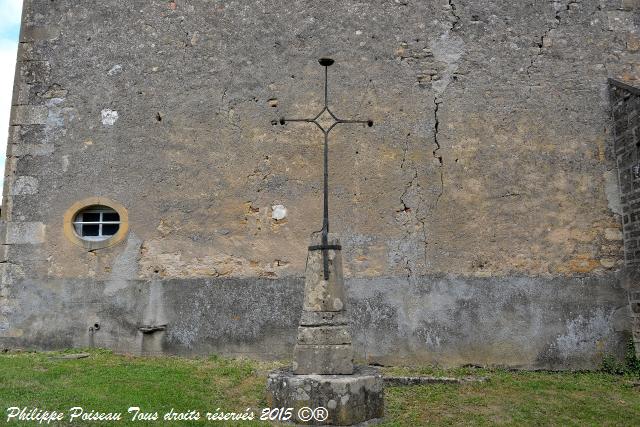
[609,78,640,355]
[1,0,638,368]
[0,275,629,369]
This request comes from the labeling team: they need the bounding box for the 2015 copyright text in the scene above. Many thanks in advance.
[5,406,329,424]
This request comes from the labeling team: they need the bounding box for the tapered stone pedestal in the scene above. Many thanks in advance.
[294,233,353,375]
[267,233,384,425]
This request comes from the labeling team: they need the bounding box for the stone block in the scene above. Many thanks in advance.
[297,326,352,345]
[266,366,384,426]
[7,126,20,145]
[20,26,60,42]
[10,177,38,196]
[12,144,54,157]
[17,43,39,61]
[605,228,623,241]
[10,106,47,125]
[607,11,636,32]
[299,310,350,326]
[293,344,353,375]
[0,263,25,285]
[20,61,50,84]
[11,125,46,145]
[5,222,45,245]
[0,243,8,264]
[12,83,61,106]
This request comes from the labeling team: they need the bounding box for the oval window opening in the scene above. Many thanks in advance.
[73,205,121,242]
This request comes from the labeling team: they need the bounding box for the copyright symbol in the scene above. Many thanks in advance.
[297,407,314,422]
[313,407,329,421]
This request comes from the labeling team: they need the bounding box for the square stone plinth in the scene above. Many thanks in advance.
[266,366,384,425]
[294,344,353,375]
[297,326,352,346]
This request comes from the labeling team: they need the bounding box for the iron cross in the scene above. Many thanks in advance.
[278,58,373,280]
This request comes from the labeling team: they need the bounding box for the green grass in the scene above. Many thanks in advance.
[0,349,638,426]
[382,366,640,426]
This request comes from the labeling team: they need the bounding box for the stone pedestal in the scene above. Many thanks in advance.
[266,367,384,425]
[294,233,353,375]
[266,233,384,425]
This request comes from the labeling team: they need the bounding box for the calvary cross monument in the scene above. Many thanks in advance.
[266,59,384,426]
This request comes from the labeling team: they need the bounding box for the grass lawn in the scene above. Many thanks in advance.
[0,349,638,426]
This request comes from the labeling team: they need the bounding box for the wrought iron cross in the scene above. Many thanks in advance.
[278,58,373,280]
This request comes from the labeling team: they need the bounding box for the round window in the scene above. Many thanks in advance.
[73,205,121,241]
[63,198,129,249]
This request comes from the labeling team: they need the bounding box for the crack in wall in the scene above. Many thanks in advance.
[402,13,464,277]
[182,30,190,60]
[397,136,418,280]
[396,132,429,280]
[428,12,464,213]
[400,138,409,171]
[526,0,573,82]
[448,0,460,32]
[433,96,444,208]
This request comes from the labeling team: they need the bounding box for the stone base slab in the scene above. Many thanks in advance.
[266,366,384,426]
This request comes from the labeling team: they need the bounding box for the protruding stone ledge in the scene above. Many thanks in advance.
[138,325,167,334]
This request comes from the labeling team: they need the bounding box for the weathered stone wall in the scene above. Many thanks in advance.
[0,275,629,369]
[1,0,638,368]
[609,78,640,355]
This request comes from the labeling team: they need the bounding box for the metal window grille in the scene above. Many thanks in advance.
[73,206,120,241]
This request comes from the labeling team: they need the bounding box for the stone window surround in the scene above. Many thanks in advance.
[63,197,129,250]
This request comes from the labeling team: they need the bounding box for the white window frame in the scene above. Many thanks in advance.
[72,206,121,242]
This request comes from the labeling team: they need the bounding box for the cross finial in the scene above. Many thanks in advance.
[277,58,374,280]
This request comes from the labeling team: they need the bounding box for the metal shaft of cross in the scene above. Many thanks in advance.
[279,58,373,280]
